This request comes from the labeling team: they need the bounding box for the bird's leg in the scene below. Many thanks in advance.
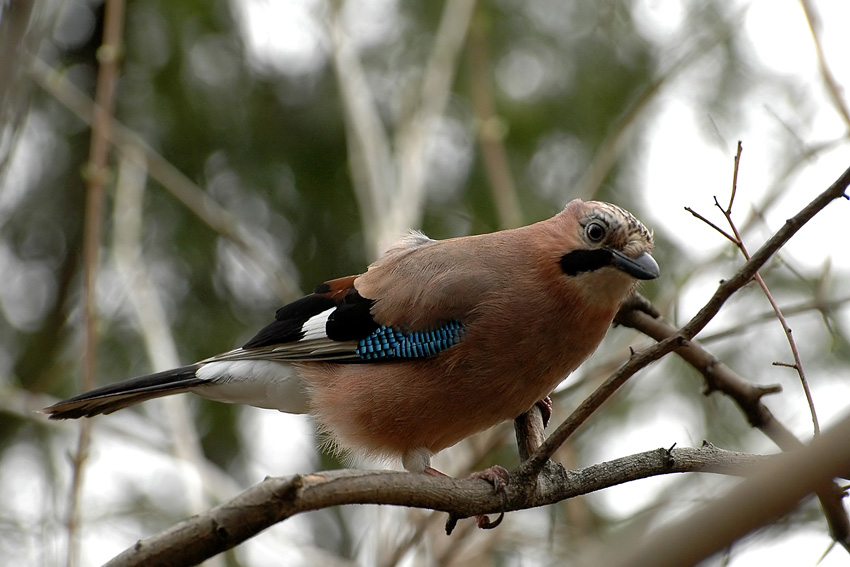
[425,465,510,531]
[535,396,553,428]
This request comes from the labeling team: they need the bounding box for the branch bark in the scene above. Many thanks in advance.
[105,443,766,567]
[592,409,850,567]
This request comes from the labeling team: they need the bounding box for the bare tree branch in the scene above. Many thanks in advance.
[589,409,850,567]
[799,0,850,132]
[573,6,742,201]
[466,11,523,229]
[704,142,820,435]
[330,0,476,258]
[698,294,850,343]
[615,298,850,547]
[112,151,217,534]
[104,444,767,567]
[70,2,126,565]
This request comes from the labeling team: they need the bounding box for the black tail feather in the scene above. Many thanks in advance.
[42,364,205,419]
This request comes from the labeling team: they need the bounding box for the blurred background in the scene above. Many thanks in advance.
[1,0,849,565]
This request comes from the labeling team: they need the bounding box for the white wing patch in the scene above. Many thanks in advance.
[301,307,334,341]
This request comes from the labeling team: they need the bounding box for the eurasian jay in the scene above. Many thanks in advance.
[44,199,657,478]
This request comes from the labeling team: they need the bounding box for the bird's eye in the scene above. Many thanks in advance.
[585,221,606,243]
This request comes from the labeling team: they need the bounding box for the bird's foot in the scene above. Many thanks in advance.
[535,396,553,428]
[469,465,510,529]
[426,465,510,532]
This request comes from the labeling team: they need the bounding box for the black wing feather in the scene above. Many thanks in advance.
[242,285,381,351]
[242,295,337,349]
[326,288,379,341]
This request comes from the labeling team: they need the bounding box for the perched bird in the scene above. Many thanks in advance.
[44,199,657,477]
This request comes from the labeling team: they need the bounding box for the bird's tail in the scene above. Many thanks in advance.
[42,364,205,419]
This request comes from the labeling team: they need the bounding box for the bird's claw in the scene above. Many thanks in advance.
[470,464,510,494]
[535,396,553,428]
[470,464,510,530]
[475,510,504,529]
[432,465,511,533]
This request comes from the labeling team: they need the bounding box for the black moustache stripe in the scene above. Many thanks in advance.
[559,249,613,276]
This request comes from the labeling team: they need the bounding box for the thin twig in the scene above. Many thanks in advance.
[683,206,738,245]
[697,142,820,435]
[68,2,125,566]
[466,11,523,229]
[799,0,850,131]
[726,141,742,213]
[666,136,845,311]
[698,294,850,343]
[574,8,740,200]
[750,270,820,435]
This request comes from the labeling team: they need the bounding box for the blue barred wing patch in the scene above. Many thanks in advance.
[356,321,465,360]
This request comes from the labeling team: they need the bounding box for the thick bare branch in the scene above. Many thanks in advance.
[105,444,767,567]
[591,410,850,567]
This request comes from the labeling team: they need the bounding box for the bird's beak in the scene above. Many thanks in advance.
[609,250,659,280]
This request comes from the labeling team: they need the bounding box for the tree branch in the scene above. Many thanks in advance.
[696,141,821,435]
[799,0,850,132]
[105,444,767,567]
[466,10,523,229]
[590,409,850,567]
[615,297,850,548]
[71,2,126,565]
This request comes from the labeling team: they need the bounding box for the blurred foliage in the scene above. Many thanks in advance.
[1,0,848,566]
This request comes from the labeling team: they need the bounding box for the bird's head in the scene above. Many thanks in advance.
[556,199,658,290]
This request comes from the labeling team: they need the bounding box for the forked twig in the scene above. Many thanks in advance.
[689,142,820,435]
